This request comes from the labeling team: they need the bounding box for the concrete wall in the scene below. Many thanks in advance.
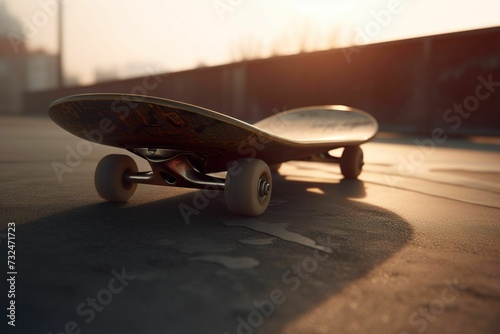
[25,27,500,135]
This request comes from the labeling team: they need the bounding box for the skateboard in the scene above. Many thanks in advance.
[49,94,378,216]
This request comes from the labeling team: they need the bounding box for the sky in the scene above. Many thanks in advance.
[3,0,500,85]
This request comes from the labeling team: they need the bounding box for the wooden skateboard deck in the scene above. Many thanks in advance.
[49,93,378,216]
[49,94,377,173]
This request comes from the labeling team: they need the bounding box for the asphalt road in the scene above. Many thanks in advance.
[1,115,499,334]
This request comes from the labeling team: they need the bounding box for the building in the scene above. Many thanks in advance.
[0,1,59,114]
[0,0,27,114]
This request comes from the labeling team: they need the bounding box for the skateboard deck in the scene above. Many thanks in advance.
[49,94,377,172]
[49,93,378,216]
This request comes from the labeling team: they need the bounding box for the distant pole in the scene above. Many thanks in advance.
[57,1,64,88]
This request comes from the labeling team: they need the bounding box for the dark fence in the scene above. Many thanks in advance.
[26,26,500,135]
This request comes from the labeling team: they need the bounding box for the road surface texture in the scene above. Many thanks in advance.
[1,115,499,334]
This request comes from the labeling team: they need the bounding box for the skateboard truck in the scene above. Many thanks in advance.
[93,152,273,216]
[127,148,273,215]
[125,148,225,190]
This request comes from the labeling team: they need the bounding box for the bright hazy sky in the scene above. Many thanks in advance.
[4,0,500,85]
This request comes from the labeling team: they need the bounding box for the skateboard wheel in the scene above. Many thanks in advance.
[94,154,138,202]
[340,146,364,179]
[225,159,272,216]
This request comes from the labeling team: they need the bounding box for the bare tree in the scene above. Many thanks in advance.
[228,19,344,63]
[270,19,343,57]
[230,35,264,63]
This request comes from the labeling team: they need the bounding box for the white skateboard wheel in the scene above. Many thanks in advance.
[340,146,364,179]
[225,159,272,216]
[94,154,138,202]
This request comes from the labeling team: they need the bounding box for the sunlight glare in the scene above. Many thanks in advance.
[285,0,354,19]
